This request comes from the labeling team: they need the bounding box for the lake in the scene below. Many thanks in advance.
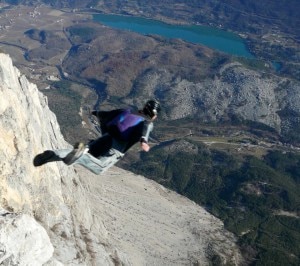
[93,13,254,58]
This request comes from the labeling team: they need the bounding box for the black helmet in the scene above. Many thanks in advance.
[143,99,161,118]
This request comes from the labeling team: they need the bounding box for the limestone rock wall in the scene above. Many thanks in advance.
[0,209,54,265]
[0,53,116,265]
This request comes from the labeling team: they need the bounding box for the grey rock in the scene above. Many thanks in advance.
[134,62,300,139]
[0,209,53,265]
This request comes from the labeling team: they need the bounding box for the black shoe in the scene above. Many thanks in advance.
[63,142,87,165]
[33,150,57,167]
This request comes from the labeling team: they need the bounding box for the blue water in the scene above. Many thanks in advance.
[272,61,282,71]
[93,14,254,58]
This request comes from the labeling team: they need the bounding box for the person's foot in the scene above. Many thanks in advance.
[63,142,87,165]
[33,150,57,166]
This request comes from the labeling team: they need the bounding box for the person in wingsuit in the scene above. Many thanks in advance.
[33,99,161,174]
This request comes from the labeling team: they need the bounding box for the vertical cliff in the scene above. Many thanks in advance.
[0,53,243,265]
[0,52,117,265]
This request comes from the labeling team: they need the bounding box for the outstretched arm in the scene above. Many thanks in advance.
[140,122,154,152]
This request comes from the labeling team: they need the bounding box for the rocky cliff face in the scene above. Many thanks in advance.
[0,52,114,265]
[0,53,243,265]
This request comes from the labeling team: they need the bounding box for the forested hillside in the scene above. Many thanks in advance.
[122,137,300,265]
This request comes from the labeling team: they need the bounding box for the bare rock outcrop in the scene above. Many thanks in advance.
[0,209,54,265]
[0,53,243,265]
[133,62,300,139]
[0,52,117,265]
[78,167,242,265]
